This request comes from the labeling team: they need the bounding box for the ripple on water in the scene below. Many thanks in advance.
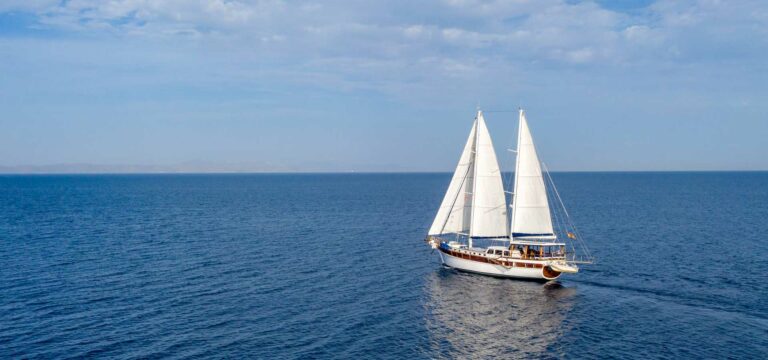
[0,173,767,358]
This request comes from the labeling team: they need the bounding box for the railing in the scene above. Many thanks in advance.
[449,247,566,261]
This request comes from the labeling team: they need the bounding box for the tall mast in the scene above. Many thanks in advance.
[510,108,524,242]
[468,110,481,248]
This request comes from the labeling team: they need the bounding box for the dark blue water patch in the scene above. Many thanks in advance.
[0,172,766,359]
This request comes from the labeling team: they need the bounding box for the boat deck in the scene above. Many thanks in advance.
[438,243,565,269]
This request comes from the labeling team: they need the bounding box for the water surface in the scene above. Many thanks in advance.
[1,173,766,358]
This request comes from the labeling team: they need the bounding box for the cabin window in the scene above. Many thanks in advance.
[503,251,510,256]
[494,250,503,255]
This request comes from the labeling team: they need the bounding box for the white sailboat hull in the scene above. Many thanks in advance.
[437,249,561,281]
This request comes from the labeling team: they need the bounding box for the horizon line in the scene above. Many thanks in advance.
[2,169,767,175]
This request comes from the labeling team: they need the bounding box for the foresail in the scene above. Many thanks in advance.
[470,112,509,238]
[511,110,555,238]
[428,121,476,235]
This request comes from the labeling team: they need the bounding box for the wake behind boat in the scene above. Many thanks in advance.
[426,109,592,280]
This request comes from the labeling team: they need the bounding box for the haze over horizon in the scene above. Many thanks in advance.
[2,0,767,173]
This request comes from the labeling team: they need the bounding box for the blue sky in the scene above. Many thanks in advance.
[0,0,766,172]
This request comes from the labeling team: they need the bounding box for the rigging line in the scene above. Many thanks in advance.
[502,112,519,234]
[547,171,564,235]
[543,163,571,218]
[543,163,594,262]
[504,161,515,206]
[438,162,472,235]
[437,122,477,236]
[546,167,570,258]
[543,162,577,260]
[549,169,567,241]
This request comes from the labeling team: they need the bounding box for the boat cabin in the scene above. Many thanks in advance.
[447,241,466,250]
[482,245,563,259]
[485,246,512,257]
[441,239,567,260]
[508,241,566,259]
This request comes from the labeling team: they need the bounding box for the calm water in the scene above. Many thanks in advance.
[1,173,767,359]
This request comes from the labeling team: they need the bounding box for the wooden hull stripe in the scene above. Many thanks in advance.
[438,246,545,269]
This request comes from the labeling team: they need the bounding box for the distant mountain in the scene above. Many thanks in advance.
[0,162,293,174]
[0,161,425,174]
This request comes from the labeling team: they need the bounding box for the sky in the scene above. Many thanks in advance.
[0,0,766,172]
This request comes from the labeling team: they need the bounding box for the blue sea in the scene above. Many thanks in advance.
[1,173,767,359]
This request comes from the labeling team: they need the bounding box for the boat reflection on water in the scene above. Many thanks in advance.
[422,268,576,358]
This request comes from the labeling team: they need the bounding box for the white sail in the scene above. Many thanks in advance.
[511,109,555,239]
[469,112,509,238]
[428,121,476,235]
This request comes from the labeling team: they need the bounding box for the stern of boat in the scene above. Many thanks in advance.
[542,266,562,280]
[549,261,579,274]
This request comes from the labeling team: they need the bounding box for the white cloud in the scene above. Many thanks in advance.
[3,0,767,99]
[563,48,594,63]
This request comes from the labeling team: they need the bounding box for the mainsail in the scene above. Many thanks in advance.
[428,111,508,240]
[510,109,555,239]
[469,112,508,238]
[428,121,476,236]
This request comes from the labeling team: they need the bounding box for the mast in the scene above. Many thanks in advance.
[468,111,481,249]
[510,109,523,242]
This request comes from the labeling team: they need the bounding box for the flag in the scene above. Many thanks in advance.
[567,232,576,239]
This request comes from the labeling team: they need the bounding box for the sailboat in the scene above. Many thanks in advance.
[425,109,592,280]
